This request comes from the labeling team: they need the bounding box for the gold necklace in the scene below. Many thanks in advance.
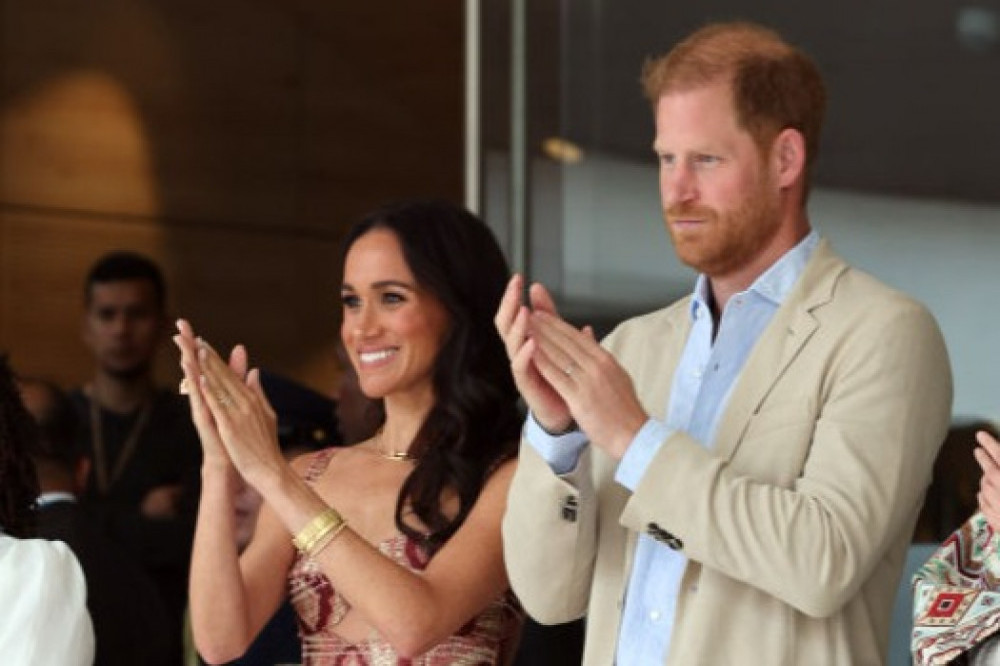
[374,428,416,462]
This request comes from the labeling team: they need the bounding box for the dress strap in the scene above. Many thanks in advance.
[301,447,337,483]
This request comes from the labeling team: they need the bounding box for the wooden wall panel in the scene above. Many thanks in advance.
[0,0,464,395]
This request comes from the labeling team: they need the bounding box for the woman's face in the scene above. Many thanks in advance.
[340,229,450,405]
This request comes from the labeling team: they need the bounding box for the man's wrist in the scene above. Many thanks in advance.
[539,418,578,437]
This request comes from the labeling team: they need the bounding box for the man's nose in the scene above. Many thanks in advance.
[109,313,129,335]
[663,163,697,207]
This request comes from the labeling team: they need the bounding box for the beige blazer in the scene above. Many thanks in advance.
[503,240,953,665]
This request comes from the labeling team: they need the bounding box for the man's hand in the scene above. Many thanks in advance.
[141,483,184,519]
[529,310,648,459]
[494,275,574,433]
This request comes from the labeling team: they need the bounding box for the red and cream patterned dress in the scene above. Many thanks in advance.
[287,448,522,665]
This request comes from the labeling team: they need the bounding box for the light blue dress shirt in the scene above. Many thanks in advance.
[524,231,818,664]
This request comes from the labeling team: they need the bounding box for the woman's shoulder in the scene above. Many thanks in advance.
[481,456,518,495]
[0,534,85,586]
[0,533,74,563]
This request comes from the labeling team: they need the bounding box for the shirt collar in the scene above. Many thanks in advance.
[689,229,819,320]
[35,491,78,507]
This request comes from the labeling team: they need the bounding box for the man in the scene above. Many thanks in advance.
[20,376,171,666]
[497,22,953,665]
[73,250,201,665]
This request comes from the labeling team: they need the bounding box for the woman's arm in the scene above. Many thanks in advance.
[976,430,1000,531]
[178,323,292,664]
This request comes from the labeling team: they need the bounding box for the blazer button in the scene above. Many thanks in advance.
[560,495,578,522]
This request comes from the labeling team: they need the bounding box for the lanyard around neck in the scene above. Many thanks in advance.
[88,394,152,495]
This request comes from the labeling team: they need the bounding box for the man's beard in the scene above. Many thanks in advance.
[665,180,780,277]
[103,359,152,381]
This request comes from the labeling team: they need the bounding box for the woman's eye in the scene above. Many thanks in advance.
[382,292,406,305]
[341,294,360,309]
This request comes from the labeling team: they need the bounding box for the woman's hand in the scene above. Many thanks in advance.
[187,328,286,492]
[174,319,246,469]
[975,430,1000,531]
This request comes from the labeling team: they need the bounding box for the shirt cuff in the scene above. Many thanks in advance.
[615,419,673,491]
[524,412,589,475]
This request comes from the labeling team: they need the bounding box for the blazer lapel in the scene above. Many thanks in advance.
[712,240,847,462]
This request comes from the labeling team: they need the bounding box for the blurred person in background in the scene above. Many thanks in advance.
[73,250,202,664]
[0,356,94,664]
[21,374,170,666]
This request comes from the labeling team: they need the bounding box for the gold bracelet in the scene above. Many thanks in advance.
[307,519,349,558]
[292,508,343,552]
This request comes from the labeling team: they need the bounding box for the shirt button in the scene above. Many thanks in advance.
[650,610,661,622]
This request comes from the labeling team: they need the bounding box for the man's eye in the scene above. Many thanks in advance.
[693,154,720,166]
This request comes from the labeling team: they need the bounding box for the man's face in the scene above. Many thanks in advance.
[654,81,782,279]
[82,280,165,380]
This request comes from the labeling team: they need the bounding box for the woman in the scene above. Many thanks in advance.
[912,430,1000,665]
[181,200,524,665]
[0,356,94,664]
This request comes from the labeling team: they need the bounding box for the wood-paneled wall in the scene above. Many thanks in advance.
[0,1,464,395]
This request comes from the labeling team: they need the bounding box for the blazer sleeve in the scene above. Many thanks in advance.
[619,289,953,618]
[502,441,599,624]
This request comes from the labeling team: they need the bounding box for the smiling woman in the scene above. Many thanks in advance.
[179,200,524,665]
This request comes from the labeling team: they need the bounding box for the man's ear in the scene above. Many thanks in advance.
[772,127,806,189]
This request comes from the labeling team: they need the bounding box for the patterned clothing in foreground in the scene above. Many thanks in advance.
[288,447,522,665]
[912,511,1000,665]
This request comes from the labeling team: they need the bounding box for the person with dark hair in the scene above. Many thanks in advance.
[72,250,202,664]
[496,21,952,665]
[179,200,523,665]
[20,376,172,666]
[0,357,94,664]
[911,430,1000,665]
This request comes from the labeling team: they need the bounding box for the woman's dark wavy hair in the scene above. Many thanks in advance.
[0,355,40,538]
[341,200,523,554]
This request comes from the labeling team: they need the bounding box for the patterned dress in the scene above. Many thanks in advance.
[287,448,522,665]
[912,511,1000,665]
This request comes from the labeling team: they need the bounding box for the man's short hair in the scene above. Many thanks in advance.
[641,21,826,172]
[84,251,167,309]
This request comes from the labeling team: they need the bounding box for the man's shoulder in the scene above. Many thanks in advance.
[800,240,933,319]
[823,260,933,322]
